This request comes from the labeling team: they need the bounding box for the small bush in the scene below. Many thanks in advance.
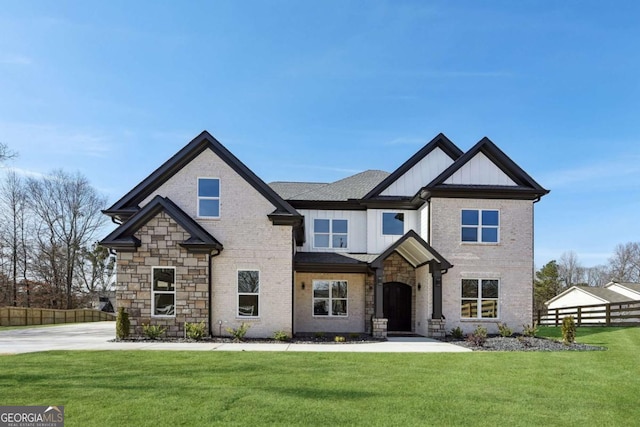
[517,335,532,347]
[497,322,513,337]
[185,321,206,340]
[115,307,130,340]
[272,330,290,342]
[466,325,488,347]
[143,324,167,340]
[348,333,360,340]
[450,326,464,340]
[314,331,325,339]
[522,322,539,337]
[334,335,346,343]
[562,316,576,345]
[226,322,250,341]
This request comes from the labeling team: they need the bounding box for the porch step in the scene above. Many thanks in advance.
[386,332,425,337]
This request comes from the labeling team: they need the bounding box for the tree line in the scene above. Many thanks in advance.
[0,143,114,309]
[534,245,640,313]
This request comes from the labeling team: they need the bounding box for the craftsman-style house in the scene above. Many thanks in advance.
[101,131,548,338]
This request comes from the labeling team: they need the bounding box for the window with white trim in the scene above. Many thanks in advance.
[461,279,499,319]
[152,267,176,317]
[313,219,348,248]
[198,178,220,218]
[313,280,348,316]
[461,209,499,243]
[238,270,259,317]
[382,212,404,235]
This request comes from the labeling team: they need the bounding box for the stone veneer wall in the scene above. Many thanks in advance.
[116,212,209,338]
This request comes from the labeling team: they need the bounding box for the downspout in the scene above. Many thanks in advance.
[291,228,296,338]
[208,249,222,337]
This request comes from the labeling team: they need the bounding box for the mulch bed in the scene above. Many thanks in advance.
[439,335,607,352]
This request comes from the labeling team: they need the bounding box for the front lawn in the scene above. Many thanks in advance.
[1,327,638,426]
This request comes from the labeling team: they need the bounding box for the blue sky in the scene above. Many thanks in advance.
[1,1,639,268]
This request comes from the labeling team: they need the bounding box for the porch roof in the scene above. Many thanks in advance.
[371,230,453,270]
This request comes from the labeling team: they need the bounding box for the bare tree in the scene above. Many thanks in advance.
[584,265,611,287]
[0,172,28,306]
[0,142,17,163]
[558,251,585,287]
[608,242,640,283]
[27,170,107,308]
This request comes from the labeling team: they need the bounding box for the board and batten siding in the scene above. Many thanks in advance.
[444,152,517,186]
[366,209,419,254]
[380,147,454,197]
[298,209,367,253]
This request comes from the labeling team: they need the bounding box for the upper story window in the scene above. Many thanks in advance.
[313,219,348,248]
[198,178,220,218]
[152,267,176,317]
[461,209,499,243]
[382,212,404,236]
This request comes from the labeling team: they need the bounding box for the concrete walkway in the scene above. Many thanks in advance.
[0,321,470,354]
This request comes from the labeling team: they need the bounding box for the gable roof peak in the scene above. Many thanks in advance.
[104,130,301,219]
[363,133,463,199]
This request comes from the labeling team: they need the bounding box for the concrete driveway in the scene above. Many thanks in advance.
[0,321,470,354]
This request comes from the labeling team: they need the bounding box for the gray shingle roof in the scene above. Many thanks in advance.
[270,170,390,201]
[267,182,328,200]
[294,252,378,265]
[575,286,634,303]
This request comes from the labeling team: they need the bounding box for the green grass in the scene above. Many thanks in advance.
[1,327,639,426]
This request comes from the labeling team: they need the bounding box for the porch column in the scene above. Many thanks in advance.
[431,261,443,319]
[374,267,384,318]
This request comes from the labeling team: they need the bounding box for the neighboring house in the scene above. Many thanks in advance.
[545,281,640,310]
[100,131,549,338]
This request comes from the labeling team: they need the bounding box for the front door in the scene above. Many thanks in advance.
[383,282,412,331]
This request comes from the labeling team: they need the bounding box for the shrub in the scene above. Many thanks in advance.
[522,322,539,337]
[115,307,130,340]
[562,316,576,345]
[143,324,167,340]
[517,335,532,348]
[497,322,513,337]
[334,335,346,343]
[314,331,325,339]
[466,325,488,347]
[348,333,361,340]
[226,322,250,341]
[185,321,206,341]
[272,330,290,342]
[450,326,464,340]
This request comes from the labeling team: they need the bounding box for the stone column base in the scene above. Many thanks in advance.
[372,318,388,339]
[428,319,446,338]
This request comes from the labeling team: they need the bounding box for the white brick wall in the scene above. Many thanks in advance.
[431,198,534,334]
[294,272,366,333]
[141,149,293,338]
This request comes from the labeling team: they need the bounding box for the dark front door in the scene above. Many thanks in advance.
[383,282,412,331]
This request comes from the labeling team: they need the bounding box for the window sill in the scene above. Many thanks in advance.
[236,317,260,321]
[460,242,500,246]
[460,318,500,322]
[151,315,176,319]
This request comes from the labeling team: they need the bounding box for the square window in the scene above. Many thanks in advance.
[461,278,499,319]
[382,212,404,235]
[313,280,348,316]
[313,219,348,249]
[461,209,499,243]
